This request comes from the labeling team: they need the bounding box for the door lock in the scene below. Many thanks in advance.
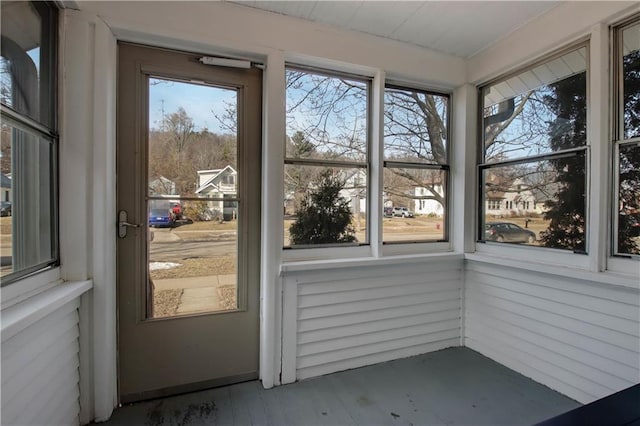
[118,210,142,238]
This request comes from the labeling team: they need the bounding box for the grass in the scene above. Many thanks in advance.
[174,220,237,231]
[153,289,183,318]
[0,216,11,235]
[149,256,236,280]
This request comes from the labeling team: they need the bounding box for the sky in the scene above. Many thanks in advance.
[149,77,236,134]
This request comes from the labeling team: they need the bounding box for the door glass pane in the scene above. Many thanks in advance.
[147,77,239,318]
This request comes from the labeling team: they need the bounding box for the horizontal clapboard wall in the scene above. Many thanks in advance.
[2,299,81,426]
[464,260,640,404]
[282,257,463,382]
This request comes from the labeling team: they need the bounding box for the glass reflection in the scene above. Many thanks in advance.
[618,144,640,255]
[483,48,587,161]
[384,88,448,164]
[482,153,586,251]
[383,168,446,243]
[147,78,240,318]
[285,69,368,162]
[623,23,640,140]
[0,123,55,278]
[284,165,367,247]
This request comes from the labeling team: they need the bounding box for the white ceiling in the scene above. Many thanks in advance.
[230,1,560,58]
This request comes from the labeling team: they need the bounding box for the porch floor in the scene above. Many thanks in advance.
[100,347,580,425]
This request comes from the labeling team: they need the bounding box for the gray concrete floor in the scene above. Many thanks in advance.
[99,347,580,426]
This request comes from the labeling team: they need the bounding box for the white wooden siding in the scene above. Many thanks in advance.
[2,299,80,426]
[283,259,463,382]
[464,260,640,404]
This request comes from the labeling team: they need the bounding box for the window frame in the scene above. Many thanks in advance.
[476,41,591,259]
[611,15,640,260]
[283,64,372,251]
[0,1,60,286]
[382,82,451,244]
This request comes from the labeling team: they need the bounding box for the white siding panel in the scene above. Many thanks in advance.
[298,309,461,344]
[465,284,637,352]
[298,338,460,380]
[286,260,463,381]
[298,299,461,332]
[466,310,634,391]
[465,261,640,404]
[298,269,460,295]
[1,299,81,426]
[300,289,461,320]
[298,319,461,356]
[467,270,639,335]
[467,287,639,370]
[3,328,78,415]
[298,280,460,307]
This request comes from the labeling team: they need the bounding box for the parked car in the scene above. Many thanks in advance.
[149,208,175,227]
[0,201,11,217]
[485,222,536,244]
[392,207,414,218]
[383,207,393,218]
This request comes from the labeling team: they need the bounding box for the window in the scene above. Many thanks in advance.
[479,45,588,252]
[613,17,640,257]
[0,2,58,284]
[284,67,369,248]
[383,85,449,243]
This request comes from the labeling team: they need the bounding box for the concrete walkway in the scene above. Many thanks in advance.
[154,275,236,314]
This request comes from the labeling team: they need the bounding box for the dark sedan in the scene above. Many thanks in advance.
[485,222,536,244]
[0,201,11,217]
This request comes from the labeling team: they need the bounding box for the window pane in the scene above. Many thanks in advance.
[622,22,640,140]
[384,88,448,164]
[482,47,587,162]
[1,2,55,127]
[383,168,446,242]
[148,202,239,318]
[481,152,586,251]
[284,164,367,247]
[148,77,238,199]
[146,77,242,317]
[1,123,56,280]
[286,69,368,162]
[617,144,640,255]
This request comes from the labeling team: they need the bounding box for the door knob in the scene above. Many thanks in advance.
[118,210,142,238]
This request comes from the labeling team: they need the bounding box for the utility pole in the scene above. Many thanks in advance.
[160,99,165,131]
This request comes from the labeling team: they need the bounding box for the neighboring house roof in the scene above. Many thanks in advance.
[0,174,11,189]
[195,165,237,194]
[486,191,506,199]
[149,175,176,195]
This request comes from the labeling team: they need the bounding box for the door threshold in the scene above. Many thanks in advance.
[120,371,259,404]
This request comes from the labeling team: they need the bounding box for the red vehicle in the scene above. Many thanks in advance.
[170,202,182,220]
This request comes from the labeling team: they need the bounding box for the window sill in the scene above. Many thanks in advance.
[280,251,463,274]
[1,267,62,310]
[475,242,591,270]
[607,255,640,277]
[1,279,93,342]
[465,252,639,290]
